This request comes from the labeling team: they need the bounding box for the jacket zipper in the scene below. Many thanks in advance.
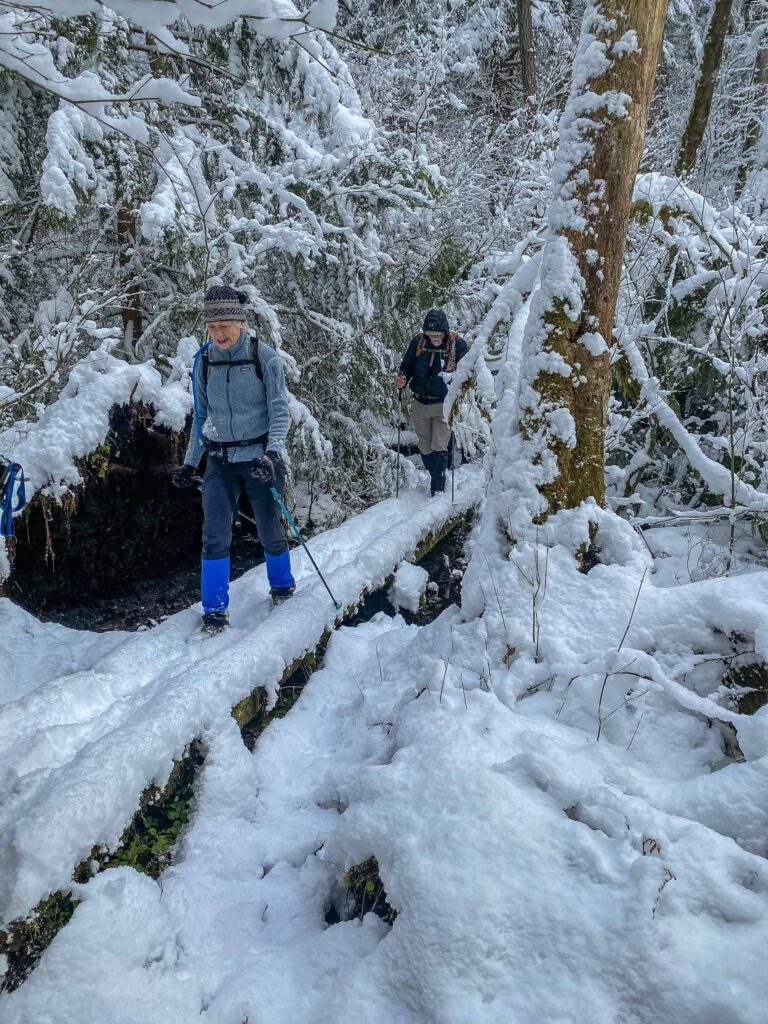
[225,362,234,462]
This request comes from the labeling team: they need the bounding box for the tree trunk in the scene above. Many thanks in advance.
[117,205,143,357]
[675,0,734,177]
[517,0,537,102]
[519,0,667,516]
[737,0,768,194]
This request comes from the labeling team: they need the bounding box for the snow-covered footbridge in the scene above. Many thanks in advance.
[0,467,481,941]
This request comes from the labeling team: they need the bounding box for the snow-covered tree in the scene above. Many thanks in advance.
[511,0,668,519]
[0,0,434,511]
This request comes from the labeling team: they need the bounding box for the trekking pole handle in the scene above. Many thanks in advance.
[270,486,343,611]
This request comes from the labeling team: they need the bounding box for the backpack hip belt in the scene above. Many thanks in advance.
[204,433,269,458]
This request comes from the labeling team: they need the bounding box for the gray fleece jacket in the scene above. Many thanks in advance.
[183,332,291,468]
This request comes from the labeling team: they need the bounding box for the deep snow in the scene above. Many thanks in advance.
[2,498,767,1023]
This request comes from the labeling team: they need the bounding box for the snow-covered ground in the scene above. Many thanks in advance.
[3,507,767,1023]
[0,465,482,929]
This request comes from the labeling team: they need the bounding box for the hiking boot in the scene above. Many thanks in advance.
[201,610,229,635]
[426,450,449,496]
[270,582,296,606]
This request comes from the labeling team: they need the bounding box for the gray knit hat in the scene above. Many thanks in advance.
[203,284,249,323]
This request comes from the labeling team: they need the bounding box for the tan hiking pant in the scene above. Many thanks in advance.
[411,399,451,455]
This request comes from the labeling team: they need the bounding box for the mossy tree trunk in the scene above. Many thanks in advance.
[521,1,667,515]
[675,0,734,177]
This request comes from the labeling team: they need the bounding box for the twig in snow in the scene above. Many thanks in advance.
[626,713,644,750]
[652,868,676,918]
[482,553,508,633]
[597,570,648,741]
[600,688,650,725]
[618,569,648,653]
[439,659,450,703]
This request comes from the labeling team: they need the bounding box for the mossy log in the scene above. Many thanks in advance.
[0,740,203,993]
[1,509,473,991]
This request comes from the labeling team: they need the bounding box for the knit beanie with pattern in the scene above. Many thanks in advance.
[203,285,249,323]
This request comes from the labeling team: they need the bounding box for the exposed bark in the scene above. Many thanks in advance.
[675,0,734,177]
[523,1,667,515]
[517,0,537,101]
[737,0,768,194]
[3,403,195,612]
[117,204,143,354]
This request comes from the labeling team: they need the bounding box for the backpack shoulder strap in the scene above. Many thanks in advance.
[200,340,211,388]
[250,336,263,381]
[199,338,262,382]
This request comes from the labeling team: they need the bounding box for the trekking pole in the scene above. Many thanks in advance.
[451,433,455,503]
[270,486,342,611]
[395,388,403,498]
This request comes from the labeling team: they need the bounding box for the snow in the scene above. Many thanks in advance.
[5,1,337,36]
[2,331,768,1022]
[388,561,428,613]
[3,537,768,1022]
[0,465,482,926]
[1,1,768,1018]
[618,330,768,512]
[0,343,190,502]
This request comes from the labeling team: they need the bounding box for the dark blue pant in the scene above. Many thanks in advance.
[201,456,293,612]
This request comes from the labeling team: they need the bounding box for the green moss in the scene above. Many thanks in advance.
[412,512,468,564]
[343,858,397,925]
[237,645,327,748]
[102,741,203,878]
[87,442,111,481]
[525,299,610,515]
[612,353,641,405]
[0,893,79,993]
[724,662,768,716]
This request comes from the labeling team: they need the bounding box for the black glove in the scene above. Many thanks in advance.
[172,464,198,490]
[250,451,283,485]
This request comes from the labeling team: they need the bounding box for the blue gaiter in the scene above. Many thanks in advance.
[265,550,294,590]
[201,557,230,613]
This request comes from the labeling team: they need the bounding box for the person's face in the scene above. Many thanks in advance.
[208,320,243,349]
[425,330,444,345]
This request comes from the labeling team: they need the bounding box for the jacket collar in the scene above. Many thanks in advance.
[209,330,248,361]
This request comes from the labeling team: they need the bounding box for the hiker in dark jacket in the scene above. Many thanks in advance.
[172,285,295,634]
[395,308,468,496]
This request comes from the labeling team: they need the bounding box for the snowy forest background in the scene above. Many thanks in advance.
[2,1,768,1021]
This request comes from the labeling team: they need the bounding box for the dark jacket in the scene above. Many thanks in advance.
[400,331,469,404]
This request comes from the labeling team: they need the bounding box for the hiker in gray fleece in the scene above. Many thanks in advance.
[172,285,295,632]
